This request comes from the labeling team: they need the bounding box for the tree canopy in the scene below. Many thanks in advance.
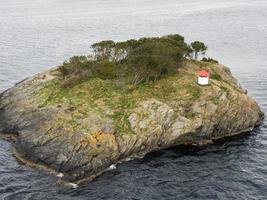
[190,41,207,60]
[59,34,206,87]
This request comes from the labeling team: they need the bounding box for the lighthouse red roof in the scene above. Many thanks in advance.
[198,70,209,77]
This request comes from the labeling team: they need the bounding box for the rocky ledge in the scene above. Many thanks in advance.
[0,61,264,184]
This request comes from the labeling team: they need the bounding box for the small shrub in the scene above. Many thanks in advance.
[61,70,91,88]
[210,72,221,80]
[202,57,218,64]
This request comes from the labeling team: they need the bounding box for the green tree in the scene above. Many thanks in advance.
[91,40,115,60]
[190,41,207,60]
[126,40,183,84]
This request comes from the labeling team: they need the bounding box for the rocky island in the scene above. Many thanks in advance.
[0,35,264,185]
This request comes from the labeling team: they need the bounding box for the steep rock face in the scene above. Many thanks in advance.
[0,63,264,183]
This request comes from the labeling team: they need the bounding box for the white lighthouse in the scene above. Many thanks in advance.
[198,70,209,85]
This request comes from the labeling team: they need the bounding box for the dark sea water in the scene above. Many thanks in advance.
[0,0,267,199]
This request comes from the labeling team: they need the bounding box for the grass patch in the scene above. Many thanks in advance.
[185,111,196,118]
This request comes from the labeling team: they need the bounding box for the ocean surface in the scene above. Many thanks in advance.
[0,0,266,199]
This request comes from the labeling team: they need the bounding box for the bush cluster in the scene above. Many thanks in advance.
[202,57,218,64]
[59,34,199,87]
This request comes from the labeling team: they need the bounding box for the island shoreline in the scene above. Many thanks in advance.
[0,124,263,186]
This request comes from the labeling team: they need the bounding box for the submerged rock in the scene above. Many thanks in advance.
[0,62,264,183]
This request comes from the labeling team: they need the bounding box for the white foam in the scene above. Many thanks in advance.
[56,173,64,178]
[68,183,78,189]
[108,164,116,170]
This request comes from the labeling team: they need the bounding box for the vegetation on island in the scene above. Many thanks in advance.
[35,34,226,135]
[59,34,208,87]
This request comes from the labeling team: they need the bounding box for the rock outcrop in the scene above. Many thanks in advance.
[0,62,264,183]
